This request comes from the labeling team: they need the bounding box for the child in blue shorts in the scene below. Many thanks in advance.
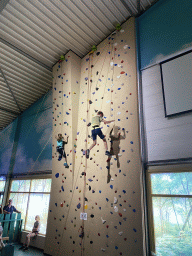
[85,111,114,158]
[55,134,69,168]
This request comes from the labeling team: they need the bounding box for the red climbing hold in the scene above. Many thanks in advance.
[120,71,125,74]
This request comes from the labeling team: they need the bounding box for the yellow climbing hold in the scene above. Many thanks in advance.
[84,205,88,209]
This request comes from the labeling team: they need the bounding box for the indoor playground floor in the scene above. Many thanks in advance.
[14,244,45,256]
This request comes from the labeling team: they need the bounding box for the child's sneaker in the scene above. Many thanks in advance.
[64,163,69,168]
[19,245,25,250]
[105,151,111,156]
[86,149,90,159]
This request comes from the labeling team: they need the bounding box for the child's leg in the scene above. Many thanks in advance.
[26,233,31,247]
[85,129,97,158]
[26,232,36,247]
[89,140,97,151]
[102,137,108,151]
[103,138,111,156]
[86,140,96,158]
[63,151,69,167]
[58,148,62,160]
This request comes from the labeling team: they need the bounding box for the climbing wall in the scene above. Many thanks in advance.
[45,17,143,256]
[45,51,81,255]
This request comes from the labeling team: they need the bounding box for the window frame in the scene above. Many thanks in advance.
[147,164,192,255]
[8,175,52,235]
[0,177,6,205]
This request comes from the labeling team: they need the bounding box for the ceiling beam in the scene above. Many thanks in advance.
[0,38,52,72]
[0,0,10,13]
[119,0,135,16]
[0,106,19,115]
[137,0,140,15]
[0,68,22,113]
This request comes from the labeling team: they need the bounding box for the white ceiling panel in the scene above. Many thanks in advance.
[0,0,159,130]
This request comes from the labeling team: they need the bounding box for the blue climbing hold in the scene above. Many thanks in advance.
[55,173,59,178]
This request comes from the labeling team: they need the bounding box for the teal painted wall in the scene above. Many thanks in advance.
[0,119,18,175]
[0,90,53,176]
[137,0,192,69]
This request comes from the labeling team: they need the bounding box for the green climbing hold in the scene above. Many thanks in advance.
[60,55,65,61]
[116,24,122,31]
[92,45,97,52]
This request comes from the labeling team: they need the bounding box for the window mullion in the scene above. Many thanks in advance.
[152,194,192,198]
[24,180,32,231]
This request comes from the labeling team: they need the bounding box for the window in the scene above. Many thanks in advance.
[9,178,52,235]
[0,177,6,205]
[148,171,192,256]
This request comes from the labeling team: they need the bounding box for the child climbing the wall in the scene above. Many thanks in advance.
[55,133,69,168]
[85,111,115,158]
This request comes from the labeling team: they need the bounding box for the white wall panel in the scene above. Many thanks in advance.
[142,65,192,161]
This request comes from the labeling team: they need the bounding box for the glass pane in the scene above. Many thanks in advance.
[25,194,50,235]
[0,194,3,205]
[151,172,192,195]
[0,181,5,191]
[9,193,29,228]
[10,180,30,192]
[152,197,192,256]
[31,179,52,193]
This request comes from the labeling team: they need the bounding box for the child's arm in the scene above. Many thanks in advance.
[103,120,115,125]
[63,136,69,144]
